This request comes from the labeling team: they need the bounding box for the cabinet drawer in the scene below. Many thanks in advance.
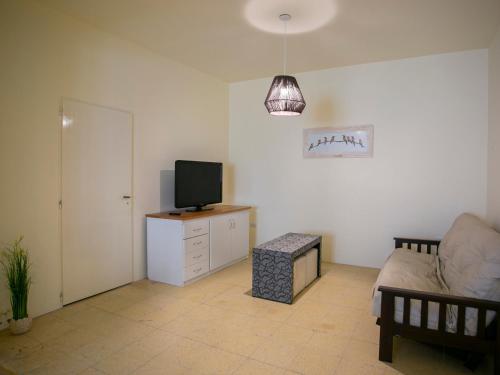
[185,260,209,281]
[185,246,209,267]
[185,234,209,253]
[183,220,209,239]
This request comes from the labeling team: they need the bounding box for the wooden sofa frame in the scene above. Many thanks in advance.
[378,237,500,374]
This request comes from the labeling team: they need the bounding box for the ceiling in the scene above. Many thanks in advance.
[38,0,500,82]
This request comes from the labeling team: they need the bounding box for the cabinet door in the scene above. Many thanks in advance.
[209,215,232,270]
[230,211,250,261]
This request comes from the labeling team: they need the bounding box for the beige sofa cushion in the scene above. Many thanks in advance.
[372,248,454,331]
[439,213,500,302]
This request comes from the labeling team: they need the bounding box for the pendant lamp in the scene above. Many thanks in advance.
[264,14,306,116]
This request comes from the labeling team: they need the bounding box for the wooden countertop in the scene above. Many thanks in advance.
[146,205,251,221]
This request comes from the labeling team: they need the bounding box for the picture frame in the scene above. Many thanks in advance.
[303,125,374,158]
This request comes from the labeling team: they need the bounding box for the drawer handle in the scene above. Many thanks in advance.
[192,254,203,259]
[192,227,202,232]
[193,241,202,246]
[193,267,202,273]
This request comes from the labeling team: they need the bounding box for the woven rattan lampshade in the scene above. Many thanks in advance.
[264,14,306,116]
[264,75,306,116]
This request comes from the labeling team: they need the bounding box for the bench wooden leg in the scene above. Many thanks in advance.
[379,292,394,362]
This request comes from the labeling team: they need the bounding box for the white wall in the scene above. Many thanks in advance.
[488,27,500,231]
[229,50,488,268]
[0,0,228,317]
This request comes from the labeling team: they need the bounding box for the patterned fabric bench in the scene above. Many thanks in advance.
[252,233,322,304]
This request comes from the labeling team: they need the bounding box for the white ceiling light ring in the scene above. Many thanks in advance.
[244,0,337,35]
[279,14,291,22]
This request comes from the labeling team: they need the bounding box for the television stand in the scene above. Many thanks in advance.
[146,205,251,286]
[186,206,214,212]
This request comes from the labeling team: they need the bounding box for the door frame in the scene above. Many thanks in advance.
[58,97,135,306]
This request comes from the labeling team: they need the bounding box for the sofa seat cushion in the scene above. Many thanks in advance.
[372,248,454,331]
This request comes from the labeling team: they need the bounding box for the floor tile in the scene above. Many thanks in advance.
[290,346,342,375]
[272,323,315,345]
[51,300,89,320]
[44,327,100,354]
[132,360,192,375]
[353,316,380,344]
[79,368,107,375]
[93,341,159,374]
[132,330,181,356]
[116,301,161,322]
[25,315,75,343]
[26,351,93,375]
[343,339,386,369]
[0,331,42,361]
[188,345,246,374]
[86,292,138,313]
[233,358,286,375]
[250,336,305,369]
[211,324,266,356]
[74,334,129,363]
[335,357,386,375]
[307,331,350,357]
[2,346,65,374]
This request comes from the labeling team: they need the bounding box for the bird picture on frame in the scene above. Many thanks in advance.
[303,125,374,158]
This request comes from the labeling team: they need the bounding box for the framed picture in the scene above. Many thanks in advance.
[303,125,374,158]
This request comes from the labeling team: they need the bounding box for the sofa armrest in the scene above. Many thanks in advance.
[378,285,500,338]
[394,237,441,254]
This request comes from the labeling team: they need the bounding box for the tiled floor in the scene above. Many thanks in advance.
[0,260,493,374]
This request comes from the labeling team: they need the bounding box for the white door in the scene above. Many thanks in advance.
[230,211,249,260]
[209,215,232,270]
[61,99,133,305]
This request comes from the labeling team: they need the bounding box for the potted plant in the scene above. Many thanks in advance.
[1,236,32,334]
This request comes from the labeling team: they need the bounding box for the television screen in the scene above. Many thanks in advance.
[175,160,222,211]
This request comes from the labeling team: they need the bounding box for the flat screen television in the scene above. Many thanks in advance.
[175,160,222,212]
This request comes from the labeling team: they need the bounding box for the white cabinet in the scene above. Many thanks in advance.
[231,211,250,260]
[209,211,249,270]
[209,215,232,270]
[146,206,250,286]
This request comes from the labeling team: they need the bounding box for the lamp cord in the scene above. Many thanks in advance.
[283,19,287,75]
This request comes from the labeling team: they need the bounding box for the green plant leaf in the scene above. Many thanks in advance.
[1,236,31,320]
